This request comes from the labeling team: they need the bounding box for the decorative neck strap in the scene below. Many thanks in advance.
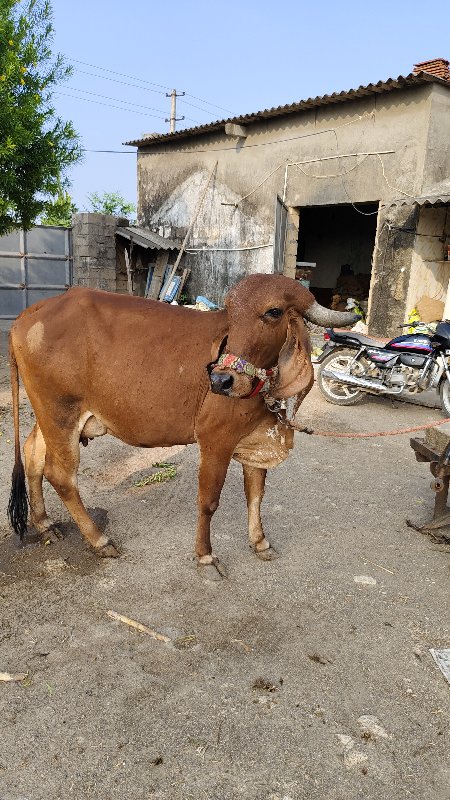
[215,352,278,397]
[216,352,274,380]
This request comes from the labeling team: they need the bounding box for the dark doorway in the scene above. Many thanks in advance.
[296,203,378,311]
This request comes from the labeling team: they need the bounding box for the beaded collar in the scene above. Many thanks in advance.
[214,352,278,397]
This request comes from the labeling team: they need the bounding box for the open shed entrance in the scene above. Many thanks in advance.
[296,203,378,314]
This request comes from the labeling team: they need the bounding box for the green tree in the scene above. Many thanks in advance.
[39,189,78,226]
[0,0,82,235]
[87,191,136,217]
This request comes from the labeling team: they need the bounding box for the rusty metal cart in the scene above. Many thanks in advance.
[410,437,450,537]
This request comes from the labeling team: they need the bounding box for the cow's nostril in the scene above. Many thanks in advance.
[210,372,234,394]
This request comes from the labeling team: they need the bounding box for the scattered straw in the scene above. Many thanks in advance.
[0,671,28,682]
[135,463,177,487]
[107,610,171,643]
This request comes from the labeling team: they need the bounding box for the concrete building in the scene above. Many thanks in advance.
[126,59,450,336]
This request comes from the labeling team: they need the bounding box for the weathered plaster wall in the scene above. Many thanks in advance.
[405,206,450,313]
[136,84,438,304]
[421,84,450,195]
[145,168,272,302]
[284,91,429,209]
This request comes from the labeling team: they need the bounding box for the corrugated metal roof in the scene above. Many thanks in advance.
[415,194,450,206]
[116,226,180,251]
[386,194,450,208]
[384,182,450,207]
[124,72,450,148]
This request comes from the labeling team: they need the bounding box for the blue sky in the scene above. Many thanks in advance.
[51,0,449,210]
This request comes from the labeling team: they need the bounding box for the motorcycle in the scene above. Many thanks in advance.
[315,320,450,416]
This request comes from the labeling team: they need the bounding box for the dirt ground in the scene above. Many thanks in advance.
[0,349,449,800]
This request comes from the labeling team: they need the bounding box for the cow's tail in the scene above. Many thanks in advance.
[7,335,28,539]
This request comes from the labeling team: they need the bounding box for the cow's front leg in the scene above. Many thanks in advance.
[243,464,278,560]
[196,447,231,578]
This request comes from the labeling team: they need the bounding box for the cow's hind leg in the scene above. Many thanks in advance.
[23,423,60,540]
[40,419,119,557]
[242,464,278,560]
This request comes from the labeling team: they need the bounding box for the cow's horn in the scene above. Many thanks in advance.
[303,301,360,328]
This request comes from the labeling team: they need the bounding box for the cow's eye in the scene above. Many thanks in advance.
[264,307,283,319]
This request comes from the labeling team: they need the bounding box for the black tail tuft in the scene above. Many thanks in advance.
[8,461,29,540]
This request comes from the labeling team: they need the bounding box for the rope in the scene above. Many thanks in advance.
[289,417,450,439]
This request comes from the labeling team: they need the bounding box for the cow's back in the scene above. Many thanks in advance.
[11,288,228,447]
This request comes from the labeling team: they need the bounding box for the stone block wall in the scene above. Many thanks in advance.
[72,213,129,291]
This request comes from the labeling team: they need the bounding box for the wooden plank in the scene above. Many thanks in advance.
[124,249,133,295]
[148,251,169,299]
[410,437,439,463]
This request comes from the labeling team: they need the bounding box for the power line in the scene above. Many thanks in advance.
[83,149,136,153]
[70,58,171,91]
[66,87,166,116]
[177,96,227,117]
[133,111,382,155]
[54,91,167,119]
[73,68,168,96]
[133,123,368,154]
[83,112,378,160]
[68,56,234,116]
[184,92,234,115]
[61,86,200,124]
[72,68,222,118]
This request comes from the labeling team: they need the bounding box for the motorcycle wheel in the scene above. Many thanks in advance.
[439,378,450,417]
[317,349,368,406]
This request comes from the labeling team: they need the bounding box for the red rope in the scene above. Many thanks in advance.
[291,417,450,438]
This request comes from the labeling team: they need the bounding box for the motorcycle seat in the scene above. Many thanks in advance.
[344,332,386,347]
[331,330,386,348]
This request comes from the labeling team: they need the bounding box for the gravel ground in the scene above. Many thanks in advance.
[0,351,449,800]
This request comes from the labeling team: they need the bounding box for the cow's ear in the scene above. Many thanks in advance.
[270,312,314,399]
[210,333,228,362]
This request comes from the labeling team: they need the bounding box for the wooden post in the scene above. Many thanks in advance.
[148,251,169,299]
[169,90,176,134]
[165,89,185,133]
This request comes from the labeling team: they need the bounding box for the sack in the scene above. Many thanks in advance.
[416,295,444,324]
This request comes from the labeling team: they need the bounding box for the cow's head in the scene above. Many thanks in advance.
[209,274,359,400]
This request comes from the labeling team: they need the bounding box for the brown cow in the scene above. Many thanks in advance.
[8,273,356,577]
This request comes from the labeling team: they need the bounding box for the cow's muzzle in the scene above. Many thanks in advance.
[210,371,234,395]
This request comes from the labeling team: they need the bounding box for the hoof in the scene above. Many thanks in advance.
[98,544,120,558]
[37,522,65,543]
[255,545,279,561]
[197,554,227,580]
[94,537,120,558]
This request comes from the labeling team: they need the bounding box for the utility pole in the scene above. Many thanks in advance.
[165,89,185,133]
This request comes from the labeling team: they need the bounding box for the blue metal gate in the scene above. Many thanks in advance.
[0,226,72,319]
